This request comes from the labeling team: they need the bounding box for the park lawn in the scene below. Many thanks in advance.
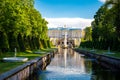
[0,62,24,74]
[78,47,120,58]
[0,48,56,74]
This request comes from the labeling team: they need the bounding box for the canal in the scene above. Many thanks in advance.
[38,48,119,80]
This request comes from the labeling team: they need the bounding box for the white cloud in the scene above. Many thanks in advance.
[45,18,93,29]
[98,0,106,3]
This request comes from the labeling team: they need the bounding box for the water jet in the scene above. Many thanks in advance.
[3,48,28,62]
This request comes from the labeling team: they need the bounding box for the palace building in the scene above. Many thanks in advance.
[48,27,84,47]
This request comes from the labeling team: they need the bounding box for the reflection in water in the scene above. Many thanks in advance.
[64,49,67,68]
[39,48,120,80]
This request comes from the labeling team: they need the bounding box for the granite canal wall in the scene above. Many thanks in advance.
[0,50,57,80]
[74,49,120,71]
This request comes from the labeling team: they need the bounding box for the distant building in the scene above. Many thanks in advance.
[48,27,83,47]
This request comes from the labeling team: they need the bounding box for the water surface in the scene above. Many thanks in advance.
[39,48,119,80]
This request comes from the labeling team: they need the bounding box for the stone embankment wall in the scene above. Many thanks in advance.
[0,50,57,80]
[74,49,120,71]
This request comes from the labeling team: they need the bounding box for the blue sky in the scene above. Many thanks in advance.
[34,0,105,29]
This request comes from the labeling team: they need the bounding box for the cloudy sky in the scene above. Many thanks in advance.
[35,0,106,29]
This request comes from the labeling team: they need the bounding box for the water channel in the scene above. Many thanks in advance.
[38,48,119,80]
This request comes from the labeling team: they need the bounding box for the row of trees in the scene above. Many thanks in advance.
[80,0,120,51]
[0,0,51,53]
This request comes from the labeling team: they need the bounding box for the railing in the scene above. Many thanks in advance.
[0,50,57,80]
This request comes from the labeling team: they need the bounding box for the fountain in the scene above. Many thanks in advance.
[90,47,96,52]
[106,47,114,54]
[103,47,114,54]
[14,48,17,57]
[3,48,28,62]
[63,32,68,48]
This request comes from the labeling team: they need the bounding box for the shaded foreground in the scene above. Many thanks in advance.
[38,48,120,80]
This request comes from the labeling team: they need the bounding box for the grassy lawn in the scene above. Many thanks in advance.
[0,48,57,74]
[78,47,120,58]
[0,62,24,74]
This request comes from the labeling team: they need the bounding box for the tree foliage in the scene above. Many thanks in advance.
[83,27,92,41]
[0,0,51,52]
[80,0,120,51]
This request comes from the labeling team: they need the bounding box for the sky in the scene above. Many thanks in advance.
[35,0,106,29]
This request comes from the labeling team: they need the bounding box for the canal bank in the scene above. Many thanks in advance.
[0,50,57,80]
[74,48,120,71]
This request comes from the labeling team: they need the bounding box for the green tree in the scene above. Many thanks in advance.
[0,0,51,52]
[84,27,92,41]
